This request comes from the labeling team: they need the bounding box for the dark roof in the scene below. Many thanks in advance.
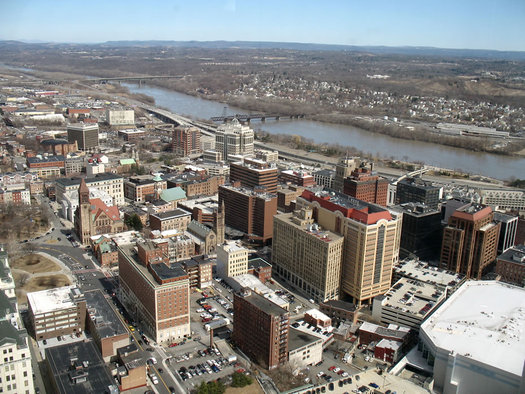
[498,245,525,265]
[150,208,191,220]
[84,290,128,339]
[236,290,288,316]
[27,155,65,163]
[288,327,322,352]
[149,262,188,281]
[248,257,271,270]
[0,319,26,348]
[45,341,115,394]
[320,299,357,312]
[55,173,123,187]
[40,138,70,146]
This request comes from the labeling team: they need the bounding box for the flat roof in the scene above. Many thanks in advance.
[394,259,464,288]
[248,257,271,270]
[27,286,82,315]
[497,245,525,265]
[237,290,288,317]
[55,173,122,187]
[150,208,191,220]
[84,290,128,339]
[420,281,525,377]
[288,327,322,352]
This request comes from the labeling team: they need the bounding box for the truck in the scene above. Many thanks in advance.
[227,355,237,363]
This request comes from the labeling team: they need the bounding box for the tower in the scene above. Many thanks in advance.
[334,153,358,192]
[214,201,225,245]
[75,178,92,244]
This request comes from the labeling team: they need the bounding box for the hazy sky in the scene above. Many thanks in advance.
[1,0,524,51]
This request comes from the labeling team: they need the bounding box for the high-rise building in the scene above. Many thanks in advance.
[229,160,278,194]
[440,203,500,279]
[273,207,344,302]
[494,212,518,253]
[396,177,442,210]
[118,242,190,343]
[333,154,359,192]
[215,118,254,161]
[343,165,389,206]
[217,241,249,278]
[67,123,99,152]
[219,184,277,244]
[172,126,201,156]
[297,188,402,305]
[391,202,442,260]
[313,169,335,190]
[233,289,289,370]
[213,201,225,246]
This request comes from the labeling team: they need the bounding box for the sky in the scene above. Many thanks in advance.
[1,0,524,51]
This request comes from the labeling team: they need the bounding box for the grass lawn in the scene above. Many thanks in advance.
[11,254,61,274]
[225,383,264,394]
[14,273,71,305]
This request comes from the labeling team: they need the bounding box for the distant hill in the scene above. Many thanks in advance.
[1,40,525,61]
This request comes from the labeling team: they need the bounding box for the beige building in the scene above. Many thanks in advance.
[217,241,249,278]
[297,189,402,305]
[106,109,135,126]
[273,208,344,302]
[215,118,254,161]
[333,154,359,192]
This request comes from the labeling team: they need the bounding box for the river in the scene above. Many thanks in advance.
[126,83,524,180]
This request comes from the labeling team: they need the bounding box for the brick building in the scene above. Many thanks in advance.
[124,175,167,203]
[229,161,278,194]
[149,209,192,233]
[172,126,201,156]
[496,245,525,286]
[343,165,389,206]
[279,170,315,187]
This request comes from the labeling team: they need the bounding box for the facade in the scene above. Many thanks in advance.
[233,290,289,370]
[391,203,442,260]
[0,187,31,205]
[106,109,135,126]
[61,185,114,223]
[67,123,99,151]
[255,149,279,164]
[118,243,191,343]
[247,257,272,284]
[440,203,500,279]
[180,257,213,289]
[27,155,65,170]
[118,129,145,142]
[279,170,315,187]
[27,286,86,340]
[319,300,358,325]
[186,220,217,255]
[343,166,389,206]
[277,185,305,213]
[297,188,402,305]
[215,118,254,161]
[273,208,344,302]
[172,126,202,156]
[333,155,359,192]
[219,184,277,243]
[149,209,192,233]
[172,175,225,198]
[217,241,248,278]
[124,175,167,203]
[494,212,518,253]
[496,245,525,287]
[313,169,335,190]
[288,328,323,369]
[396,177,442,210]
[64,156,84,176]
[479,188,525,211]
[55,173,125,206]
[419,281,525,394]
[229,161,278,194]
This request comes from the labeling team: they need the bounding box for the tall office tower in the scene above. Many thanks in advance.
[172,126,202,156]
[494,212,518,253]
[217,241,249,278]
[219,184,277,244]
[333,154,359,192]
[273,208,344,302]
[343,165,389,206]
[391,202,442,260]
[229,160,278,194]
[215,118,254,161]
[118,242,190,343]
[67,123,99,152]
[297,188,402,305]
[440,203,500,279]
[396,177,442,210]
[233,289,289,370]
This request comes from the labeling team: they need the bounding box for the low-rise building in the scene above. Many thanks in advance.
[288,328,323,369]
[149,208,192,233]
[247,257,272,284]
[496,245,525,287]
[357,321,411,347]
[319,299,358,325]
[180,256,213,289]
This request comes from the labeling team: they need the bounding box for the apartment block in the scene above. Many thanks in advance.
[172,126,202,156]
[273,207,344,302]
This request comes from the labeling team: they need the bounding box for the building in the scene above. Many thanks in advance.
[0,187,31,205]
[118,243,190,343]
[180,257,213,289]
[233,289,289,370]
[118,129,145,142]
[494,212,518,253]
[479,188,525,211]
[0,248,16,298]
[215,118,254,161]
[55,173,125,206]
[254,149,279,163]
[75,179,125,244]
[357,321,411,347]
[372,277,448,330]
[392,258,465,292]
[124,174,167,203]
[84,290,129,362]
[279,170,315,187]
[172,126,201,156]
[273,208,344,302]
[92,235,119,267]
[107,109,135,126]
[391,203,442,260]
[297,188,402,305]
[27,154,65,170]
[169,174,225,198]
[319,300,358,325]
[149,208,192,233]
[64,155,84,176]
[67,123,99,151]
[288,328,323,369]
[44,341,117,394]
[61,185,114,223]
[276,185,304,213]
[217,241,248,278]
[440,203,500,279]
[396,177,442,210]
[247,257,272,284]
[419,281,525,394]
[333,154,359,192]
[374,339,403,363]
[229,160,278,194]
[186,220,217,256]
[496,245,525,287]
[343,165,389,206]
[313,168,335,190]
[219,184,277,243]
[27,286,86,340]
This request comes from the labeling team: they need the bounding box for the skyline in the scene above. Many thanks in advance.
[1,0,524,52]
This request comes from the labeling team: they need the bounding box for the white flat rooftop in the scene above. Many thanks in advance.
[27,285,80,315]
[421,281,525,377]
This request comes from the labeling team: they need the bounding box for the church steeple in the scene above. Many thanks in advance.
[214,201,225,246]
[79,178,90,205]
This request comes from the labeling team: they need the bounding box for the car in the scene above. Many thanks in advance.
[169,387,176,394]
[57,237,61,241]
[158,368,164,373]
[316,371,325,378]
[333,367,341,373]
[369,383,379,389]
[328,366,336,371]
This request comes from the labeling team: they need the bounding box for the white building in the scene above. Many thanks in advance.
[0,249,16,298]
[419,281,525,394]
[480,188,525,211]
[106,109,135,126]
[55,173,124,206]
[61,186,115,223]
[86,162,105,176]
[215,118,254,161]
[216,241,248,278]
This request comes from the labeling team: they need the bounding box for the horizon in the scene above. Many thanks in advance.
[1,0,524,52]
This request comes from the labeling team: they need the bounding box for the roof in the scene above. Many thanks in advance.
[150,208,191,220]
[84,290,127,338]
[248,257,271,270]
[27,286,83,315]
[55,173,123,187]
[160,187,186,202]
[420,281,525,377]
[149,261,188,281]
[237,290,288,317]
[90,198,120,222]
[497,245,525,265]
[394,258,464,288]
[187,220,213,238]
[320,299,357,312]
[288,327,322,352]
[359,321,410,340]
[0,319,25,348]
[119,158,136,166]
[27,155,65,163]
